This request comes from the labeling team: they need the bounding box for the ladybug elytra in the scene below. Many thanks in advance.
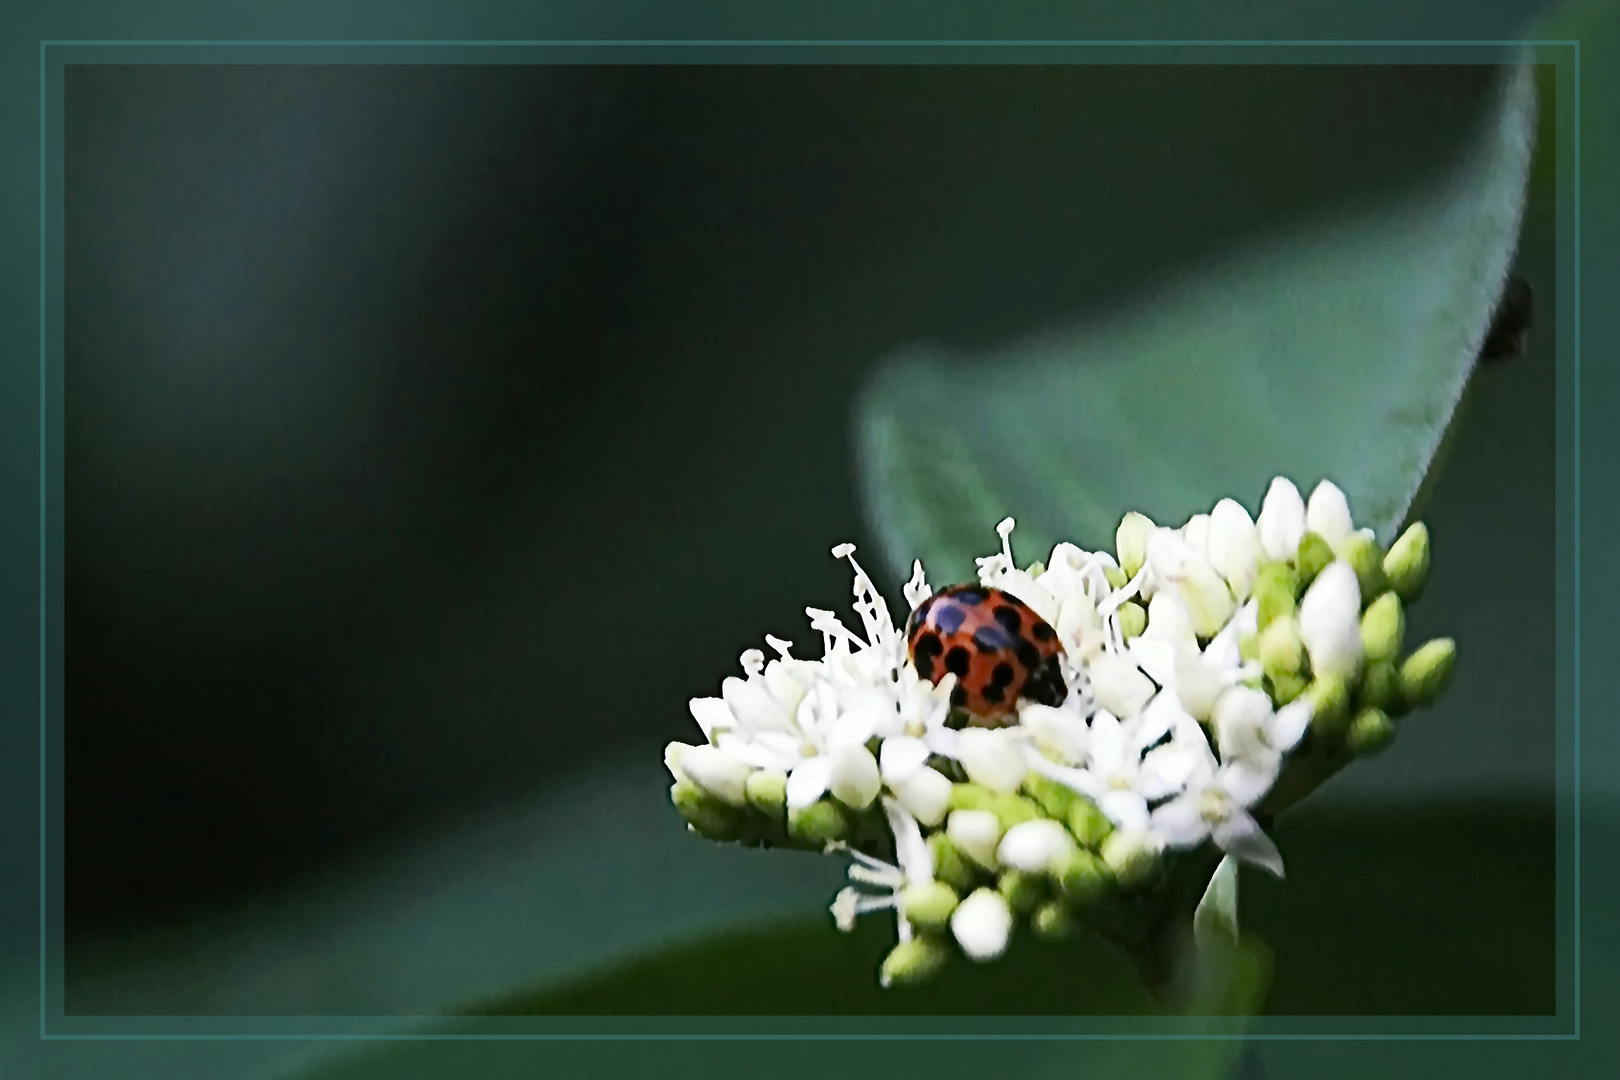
[905,584,1067,721]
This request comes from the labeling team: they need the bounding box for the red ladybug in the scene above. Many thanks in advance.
[905,584,1067,721]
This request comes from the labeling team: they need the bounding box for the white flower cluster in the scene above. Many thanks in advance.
[666,476,1452,986]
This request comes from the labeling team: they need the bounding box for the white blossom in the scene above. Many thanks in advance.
[1150,758,1285,877]
[829,799,934,938]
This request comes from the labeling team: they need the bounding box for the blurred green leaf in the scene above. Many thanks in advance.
[282,801,1553,1079]
[854,62,1537,586]
[1194,855,1242,954]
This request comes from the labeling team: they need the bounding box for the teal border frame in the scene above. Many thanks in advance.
[38,39,1581,1042]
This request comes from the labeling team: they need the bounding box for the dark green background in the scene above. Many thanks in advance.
[2,3,1616,1080]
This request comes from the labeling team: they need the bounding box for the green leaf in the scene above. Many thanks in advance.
[1194,854,1242,953]
[854,62,1537,586]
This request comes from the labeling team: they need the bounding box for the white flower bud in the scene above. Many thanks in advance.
[951,888,1013,961]
[1298,560,1364,680]
[1089,652,1157,719]
[947,809,1004,869]
[997,819,1079,874]
[1305,480,1356,548]
[891,765,953,827]
[1207,498,1262,600]
[1142,590,1197,650]
[1181,513,1213,560]
[1257,477,1306,561]
[1116,511,1156,579]
[1173,649,1228,721]
[956,728,1029,793]
[679,743,755,806]
[828,742,881,810]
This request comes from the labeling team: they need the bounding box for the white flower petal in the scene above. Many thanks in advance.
[1018,702,1089,765]
[1142,591,1198,650]
[785,755,835,810]
[1257,477,1306,561]
[883,797,934,884]
[1090,653,1156,719]
[1023,748,1104,800]
[997,819,1078,873]
[1271,699,1313,754]
[723,675,794,732]
[688,697,738,740]
[957,728,1029,793]
[1099,789,1151,831]
[829,743,882,809]
[1219,760,1278,809]
[922,722,960,761]
[1212,812,1285,878]
[1173,648,1228,721]
[717,731,802,771]
[951,889,1013,961]
[1182,513,1213,560]
[1127,636,1180,689]
[1305,480,1355,548]
[879,735,932,783]
[1133,689,1190,752]
[1138,741,1203,801]
[1149,793,1211,848]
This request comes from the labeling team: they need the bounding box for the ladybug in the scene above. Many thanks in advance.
[905,585,1067,721]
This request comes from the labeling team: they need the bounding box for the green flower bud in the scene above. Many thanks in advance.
[1100,830,1161,891]
[1238,630,1259,663]
[1267,670,1307,706]
[671,779,749,841]
[1054,848,1113,905]
[1384,522,1431,602]
[1104,566,1129,591]
[997,870,1045,915]
[1022,774,1078,820]
[1067,796,1115,849]
[900,881,960,932]
[1399,638,1457,708]
[948,782,998,814]
[1025,560,1046,578]
[1357,658,1399,712]
[1032,900,1073,939]
[1305,675,1351,737]
[1116,512,1155,579]
[1294,530,1336,589]
[787,799,847,847]
[744,769,788,817]
[1335,531,1388,606]
[1259,613,1305,678]
[1360,592,1405,663]
[879,936,951,988]
[1118,601,1147,642]
[928,833,982,893]
[1347,707,1396,756]
[989,792,1045,831]
[1254,560,1299,631]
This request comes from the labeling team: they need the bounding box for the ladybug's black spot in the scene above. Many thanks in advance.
[1015,640,1043,671]
[933,602,967,635]
[1002,592,1030,610]
[1020,656,1068,708]
[915,653,935,680]
[971,625,1011,653]
[951,586,989,606]
[950,686,969,708]
[991,661,1016,687]
[944,646,972,677]
[980,683,1005,705]
[992,605,1022,636]
[913,631,943,660]
[1030,620,1056,643]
